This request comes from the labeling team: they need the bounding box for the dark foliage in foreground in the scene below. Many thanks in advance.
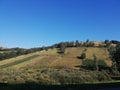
[0,68,112,85]
[109,44,120,71]
[0,82,120,90]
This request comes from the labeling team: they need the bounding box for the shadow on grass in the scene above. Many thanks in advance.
[0,82,120,90]
[57,51,64,54]
[77,56,84,59]
[77,65,112,71]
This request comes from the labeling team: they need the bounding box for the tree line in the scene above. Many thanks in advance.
[0,40,119,61]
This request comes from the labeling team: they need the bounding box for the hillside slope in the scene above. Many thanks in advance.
[0,47,112,70]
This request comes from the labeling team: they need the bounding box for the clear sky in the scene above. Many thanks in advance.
[0,0,120,48]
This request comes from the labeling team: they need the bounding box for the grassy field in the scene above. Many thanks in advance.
[0,55,39,69]
[0,47,119,89]
[0,47,112,69]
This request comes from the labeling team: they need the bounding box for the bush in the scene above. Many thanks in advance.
[82,59,107,70]
[82,59,94,70]
[87,42,95,47]
[97,60,107,67]
[0,68,112,85]
[78,53,86,59]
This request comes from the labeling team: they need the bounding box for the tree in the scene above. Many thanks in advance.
[104,40,109,44]
[0,53,5,60]
[75,40,79,47]
[110,40,120,44]
[109,44,120,71]
[16,49,26,55]
[104,40,111,48]
[59,42,66,54]
[83,39,95,47]
[86,39,89,43]
[93,54,98,71]
[79,53,86,60]
[25,50,32,54]
[82,59,107,70]
[83,39,90,47]
[68,41,75,47]
[87,41,95,47]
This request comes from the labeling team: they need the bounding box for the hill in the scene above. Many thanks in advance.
[0,40,119,85]
[0,47,112,70]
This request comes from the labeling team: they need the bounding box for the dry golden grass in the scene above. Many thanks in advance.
[0,47,112,70]
[10,55,43,69]
[0,52,40,66]
[86,47,112,66]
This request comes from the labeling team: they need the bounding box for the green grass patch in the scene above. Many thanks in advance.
[0,55,39,69]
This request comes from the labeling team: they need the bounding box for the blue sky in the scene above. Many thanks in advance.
[0,0,120,48]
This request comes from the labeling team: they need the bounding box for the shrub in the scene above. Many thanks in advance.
[0,68,112,85]
[97,60,107,67]
[82,59,94,70]
[82,59,107,70]
[79,53,86,59]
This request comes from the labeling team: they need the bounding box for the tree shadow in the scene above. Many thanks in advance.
[80,65,94,70]
[75,65,111,71]
[76,56,84,59]
[57,51,63,54]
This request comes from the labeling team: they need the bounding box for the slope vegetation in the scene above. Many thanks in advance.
[0,47,112,70]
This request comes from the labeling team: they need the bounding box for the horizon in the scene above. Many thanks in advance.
[0,39,119,49]
[0,0,120,48]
